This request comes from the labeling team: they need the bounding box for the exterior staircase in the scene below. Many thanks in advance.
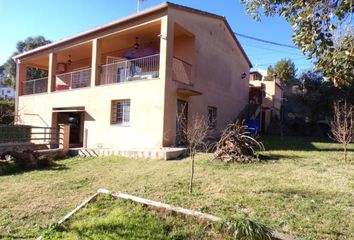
[237,103,262,121]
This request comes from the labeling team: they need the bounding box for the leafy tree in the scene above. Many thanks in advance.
[263,65,275,81]
[0,66,4,78]
[301,70,323,91]
[0,36,51,87]
[293,70,336,123]
[264,59,296,84]
[274,59,297,84]
[321,32,354,87]
[241,0,354,86]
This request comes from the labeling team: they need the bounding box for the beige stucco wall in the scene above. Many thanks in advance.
[250,80,283,111]
[18,79,165,149]
[273,84,283,110]
[161,8,250,145]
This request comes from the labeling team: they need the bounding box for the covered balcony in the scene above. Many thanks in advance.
[97,21,161,86]
[20,55,49,96]
[54,42,92,91]
[18,20,195,96]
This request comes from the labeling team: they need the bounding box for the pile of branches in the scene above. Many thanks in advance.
[215,121,264,163]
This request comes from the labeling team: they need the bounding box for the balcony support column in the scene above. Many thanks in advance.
[160,16,176,146]
[91,38,101,87]
[15,61,27,123]
[48,52,57,92]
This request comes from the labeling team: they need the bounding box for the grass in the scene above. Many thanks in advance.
[42,195,223,240]
[0,136,353,240]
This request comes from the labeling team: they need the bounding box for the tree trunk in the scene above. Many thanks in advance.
[344,144,347,162]
[189,152,195,193]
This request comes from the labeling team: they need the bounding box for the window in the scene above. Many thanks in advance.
[6,90,11,93]
[111,100,130,125]
[208,106,217,128]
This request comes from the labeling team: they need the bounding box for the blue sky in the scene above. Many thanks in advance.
[0,0,313,73]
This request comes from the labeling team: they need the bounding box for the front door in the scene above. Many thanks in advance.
[56,111,84,148]
[68,112,82,146]
[176,99,188,146]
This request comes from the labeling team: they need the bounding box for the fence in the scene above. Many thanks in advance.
[23,77,48,95]
[100,54,160,85]
[0,125,61,149]
[172,57,192,85]
[56,68,91,91]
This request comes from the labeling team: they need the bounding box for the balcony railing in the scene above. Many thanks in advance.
[172,58,192,85]
[23,77,48,95]
[100,54,160,85]
[55,68,91,91]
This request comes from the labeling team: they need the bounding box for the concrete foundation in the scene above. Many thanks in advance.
[69,147,188,160]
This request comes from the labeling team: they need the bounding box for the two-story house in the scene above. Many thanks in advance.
[13,2,252,154]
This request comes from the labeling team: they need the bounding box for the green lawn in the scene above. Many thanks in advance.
[0,136,353,240]
[42,195,225,240]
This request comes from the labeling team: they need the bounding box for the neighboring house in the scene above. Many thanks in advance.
[13,3,252,151]
[249,70,283,131]
[0,86,16,100]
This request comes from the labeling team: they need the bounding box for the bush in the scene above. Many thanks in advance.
[0,125,31,143]
[219,216,272,240]
[0,100,15,124]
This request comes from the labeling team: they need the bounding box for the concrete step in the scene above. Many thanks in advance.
[68,147,187,160]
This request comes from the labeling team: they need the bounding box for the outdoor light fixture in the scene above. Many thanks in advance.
[68,55,72,66]
[134,37,140,49]
[241,72,247,79]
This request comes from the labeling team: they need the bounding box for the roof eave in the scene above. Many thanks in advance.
[13,1,253,69]
[13,2,169,61]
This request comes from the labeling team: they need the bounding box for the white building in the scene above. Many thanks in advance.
[0,86,16,99]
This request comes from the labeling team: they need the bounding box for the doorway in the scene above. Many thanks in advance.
[54,110,84,148]
[176,99,188,146]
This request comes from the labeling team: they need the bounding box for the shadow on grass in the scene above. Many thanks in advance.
[261,135,353,152]
[69,224,134,240]
[259,187,344,200]
[0,161,69,176]
[258,154,303,161]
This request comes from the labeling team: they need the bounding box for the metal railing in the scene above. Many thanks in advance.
[0,125,60,149]
[172,57,192,85]
[23,77,48,95]
[55,68,91,91]
[100,54,160,85]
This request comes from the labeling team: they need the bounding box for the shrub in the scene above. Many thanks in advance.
[219,216,272,240]
[0,125,31,143]
[0,100,15,124]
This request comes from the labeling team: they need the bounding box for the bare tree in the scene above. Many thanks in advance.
[330,100,354,162]
[177,109,209,193]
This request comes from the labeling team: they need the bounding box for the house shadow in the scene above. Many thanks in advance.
[0,161,69,176]
[261,135,354,152]
[258,153,303,161]
[258,187,341,201]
